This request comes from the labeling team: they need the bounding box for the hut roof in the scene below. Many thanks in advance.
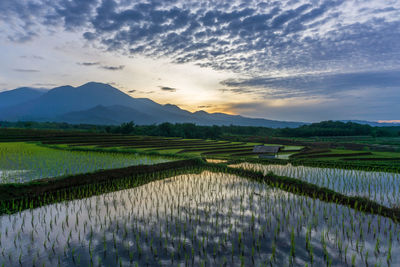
[253,145,282,154]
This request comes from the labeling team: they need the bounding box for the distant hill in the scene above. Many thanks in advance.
[56,105,157,125]
[339,120,400,127]
[0,87,47,109]
[0,82,304,128]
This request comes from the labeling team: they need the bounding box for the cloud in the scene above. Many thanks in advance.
[100,65,124,71]
[220,70,400,121]
[32,83,57,87]
[2,0,400,74]
[20,55,44,60]
[78,62,100,66]
[198,105,212,109]
[159,86,177,92]
[55,0,99,30]
[1,0,400,121]
[134,90,155,94]
[221,70,400,99]
[13,68,40,72]
[78,62,127,72]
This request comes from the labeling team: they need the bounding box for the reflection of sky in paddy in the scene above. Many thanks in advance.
[0,171,399,266]
[0,169,31,183]
[231,162,400,207]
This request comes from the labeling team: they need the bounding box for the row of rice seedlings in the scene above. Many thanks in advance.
[0,142,171,183]
[0,163,204,215]
[293,158,400,173]
[231,162,400,207]
[0,171,398,266]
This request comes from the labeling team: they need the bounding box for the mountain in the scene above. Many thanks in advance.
[0,83,158,120]
[191,110,303,128]
[56,105,157,125]
[0,87,47,109]
[0,82,305,128]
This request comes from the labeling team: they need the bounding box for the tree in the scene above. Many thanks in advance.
[159,122,174,137]
[120,121,135,134]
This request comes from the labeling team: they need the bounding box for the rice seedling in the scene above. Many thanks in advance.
[0,171,398,266]
[230,162,400,207]
[0,142,172,183]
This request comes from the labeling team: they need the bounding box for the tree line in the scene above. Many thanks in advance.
[1,120,399,139]
[106,121,400,138]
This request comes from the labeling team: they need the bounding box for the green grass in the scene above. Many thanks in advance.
[281,145,304,151]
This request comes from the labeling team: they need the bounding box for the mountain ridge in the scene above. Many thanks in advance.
[0,82,304,128]
[0,87,47,109]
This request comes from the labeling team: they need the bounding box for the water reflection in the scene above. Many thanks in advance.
[0,172,398,266]
[231,162,400,207]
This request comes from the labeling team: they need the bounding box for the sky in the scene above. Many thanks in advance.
[0,0,399,122]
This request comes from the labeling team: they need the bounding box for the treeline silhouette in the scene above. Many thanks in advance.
[279,121,381,137]
[107,121,400,138]
[1,120,399,139]
[105,122,275,139]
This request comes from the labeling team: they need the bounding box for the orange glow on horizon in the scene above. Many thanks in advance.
[378,120,400,123]
[177,104,238,115]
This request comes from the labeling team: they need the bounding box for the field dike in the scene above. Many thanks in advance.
[1,159,399,222]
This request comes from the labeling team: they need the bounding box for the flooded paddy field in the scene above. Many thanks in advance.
[1,171,398,266]
[231,162,400,208]
[0,143,172,183]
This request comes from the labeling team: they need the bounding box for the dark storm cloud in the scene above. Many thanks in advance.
[159,86,177,92]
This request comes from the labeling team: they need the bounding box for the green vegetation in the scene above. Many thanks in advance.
[1,125,400,265]
[2,120,400,140]
[0,159,202,213]
[0,142,172,183]
[278,120,400,137]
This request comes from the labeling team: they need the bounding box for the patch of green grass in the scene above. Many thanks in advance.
[281,145,304,151]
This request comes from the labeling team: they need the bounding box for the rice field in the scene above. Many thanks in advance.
[0,171,398,266]
[0,143,172,183]
[230,162,400,208]
[1,135,399,266]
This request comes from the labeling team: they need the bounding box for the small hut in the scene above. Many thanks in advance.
[253,145,283,159]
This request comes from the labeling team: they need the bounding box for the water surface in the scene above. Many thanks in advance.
[0,171,398,266]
